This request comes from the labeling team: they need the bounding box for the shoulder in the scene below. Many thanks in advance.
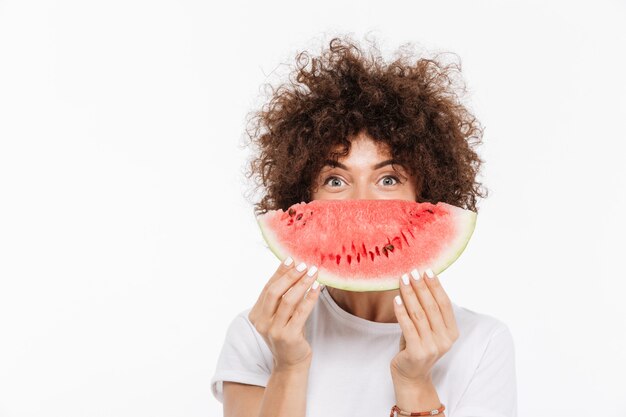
[446,304,517,415]
[228,307,260,338]
[451,302,515,358]
[219,307,270,354]
[219,307,274,368]
[452,302,512,338]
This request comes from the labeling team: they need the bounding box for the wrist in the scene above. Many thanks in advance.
[273,358,312,375]
[392,376,441,412]
[390,370,433,388]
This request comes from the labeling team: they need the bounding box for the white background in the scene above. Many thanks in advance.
[1,1,625,416]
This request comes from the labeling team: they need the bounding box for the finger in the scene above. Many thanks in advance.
[264,256,297,289]
[409,268,447,334]
[392,293,421,350]
[285,277,322,331]
[273,265,318,327]
[255,256,297,310]
[261,260,309,319]
[399,273,435,345]
[422,267,457,331]
[250,257,296,321]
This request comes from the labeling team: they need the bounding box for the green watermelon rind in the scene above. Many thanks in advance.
[256,202,477,292]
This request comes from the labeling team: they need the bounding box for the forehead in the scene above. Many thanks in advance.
[327,136,392,162]
[324,136,399,169]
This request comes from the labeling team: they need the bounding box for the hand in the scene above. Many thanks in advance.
[390,268,459,385]
[247,256,322,372]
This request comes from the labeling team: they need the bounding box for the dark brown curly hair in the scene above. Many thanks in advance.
[243,35,488,216]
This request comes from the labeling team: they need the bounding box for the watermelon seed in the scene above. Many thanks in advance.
[336,255,341,265]
[425,209,434,214]
[401,231,410,246]
[356,253,361,263]
[288,208,296,216]
[384,244,395,252]
[369,251,375,261]
[347,255,352,265]
[375,246,380,256]
[296,213,303,220]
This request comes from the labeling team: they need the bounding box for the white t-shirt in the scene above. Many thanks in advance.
[210,286,517,417]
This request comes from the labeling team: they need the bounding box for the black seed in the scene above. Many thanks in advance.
[425,209,434,214]
[384,244,394,252]
[296,213,303,220]
[288,208,296,216]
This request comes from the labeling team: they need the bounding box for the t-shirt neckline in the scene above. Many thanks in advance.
[320,286,401,333]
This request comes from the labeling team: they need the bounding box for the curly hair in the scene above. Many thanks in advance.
[243,35,488,216]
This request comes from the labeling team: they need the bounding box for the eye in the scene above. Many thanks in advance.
[323,176,345,187]
[380,175,401,186]
[323,175,401,187]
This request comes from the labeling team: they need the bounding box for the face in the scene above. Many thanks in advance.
[310,131,418,201]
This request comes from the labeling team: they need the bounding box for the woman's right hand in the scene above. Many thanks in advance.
[248,256,322,372]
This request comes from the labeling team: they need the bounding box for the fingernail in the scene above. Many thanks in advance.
[296,262,307,272]
[425,268,435,279]
[283,256,294,266]
[410,268,421,281]
[311,280,319,290]
[401,274,410,286]
[307,265,318,277]
[394,295,402,305]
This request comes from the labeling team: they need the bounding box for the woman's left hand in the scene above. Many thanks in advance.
[390,268,459,385]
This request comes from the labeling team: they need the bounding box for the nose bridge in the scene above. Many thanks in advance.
[352,175,375,200]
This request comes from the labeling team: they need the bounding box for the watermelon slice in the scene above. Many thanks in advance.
[256,199,477,292]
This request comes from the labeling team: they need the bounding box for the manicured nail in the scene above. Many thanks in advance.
[401,274,410,286]
[425,268,435,279]
[296,262,307,272]
[307,265,318,277]
[394,295,402,305]
[311,280,319,290]
[410,268,421,281]
[283,256,294,266]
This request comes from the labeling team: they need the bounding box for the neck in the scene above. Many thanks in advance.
[326,287,400,323]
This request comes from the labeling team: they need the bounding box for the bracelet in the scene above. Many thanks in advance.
[389,403,445,416]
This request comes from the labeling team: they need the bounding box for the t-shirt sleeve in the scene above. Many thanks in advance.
[453,324,518,417]
[210,310,273,404]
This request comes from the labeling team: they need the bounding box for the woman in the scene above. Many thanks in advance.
[210,36,517,417]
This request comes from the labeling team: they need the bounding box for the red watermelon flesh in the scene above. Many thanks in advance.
[256,199,477,292]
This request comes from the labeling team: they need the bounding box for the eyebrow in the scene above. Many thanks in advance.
[323,159,400,170]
